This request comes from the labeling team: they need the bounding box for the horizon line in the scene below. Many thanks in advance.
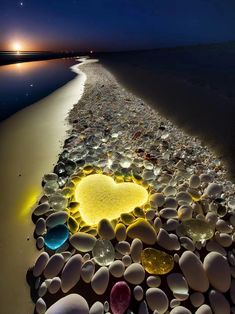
[0,39,235,54]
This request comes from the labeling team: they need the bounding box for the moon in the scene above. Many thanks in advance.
[12,42,22,53]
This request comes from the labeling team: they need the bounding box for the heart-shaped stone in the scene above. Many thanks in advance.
[75,174,148,225]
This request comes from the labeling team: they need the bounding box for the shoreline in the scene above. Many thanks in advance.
[29,61,234,313]
[0,59,87,313]
[0,52,84,66]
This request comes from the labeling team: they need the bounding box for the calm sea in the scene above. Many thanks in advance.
[0,57,78,121]
[99,42,235,177]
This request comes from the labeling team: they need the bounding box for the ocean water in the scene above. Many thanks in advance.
[0,58,78,121]
[99,42,235,177]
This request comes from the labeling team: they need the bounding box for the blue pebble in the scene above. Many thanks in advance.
[44,224,69,250]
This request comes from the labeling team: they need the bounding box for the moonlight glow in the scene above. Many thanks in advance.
[12,42,22,52]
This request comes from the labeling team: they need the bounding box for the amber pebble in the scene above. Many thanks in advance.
[133,207,145,218]
[120,213,135,225]
[61,187,74,198]
[124,174,133,182]
[143,203,151,211]
[188,188,201,202]
[94,166,102,174]
[83,165,94,175]
[132,174,143,185]
[73,212,81,220]
[80,225,91,233]
[69,202,80,212]
[178,219,214,242]
[141,248,174,275]
[67,216,79,233]
[66,181,75,189]
[71,175,83,184]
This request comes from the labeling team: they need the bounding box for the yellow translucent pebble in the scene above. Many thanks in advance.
[141,248,174,275]
[179,218,214,242]
[75,174,148,225]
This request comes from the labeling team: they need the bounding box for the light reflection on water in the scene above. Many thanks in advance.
[0,59,86,313]
[0,58,77,121]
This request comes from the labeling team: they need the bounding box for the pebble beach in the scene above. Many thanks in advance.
[29,60,235,314]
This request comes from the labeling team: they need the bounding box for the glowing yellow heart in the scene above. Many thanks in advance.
[75,174,148,225]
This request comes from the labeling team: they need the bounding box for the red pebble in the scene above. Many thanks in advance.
[110,281,131,314]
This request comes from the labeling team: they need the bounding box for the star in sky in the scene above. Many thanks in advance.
[20,2,23,6]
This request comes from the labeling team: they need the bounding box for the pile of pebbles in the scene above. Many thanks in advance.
[30,61,235,314]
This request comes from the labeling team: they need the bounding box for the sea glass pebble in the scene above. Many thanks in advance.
[92,239,115,266]
[49,194,68,211]
[178,219,214,242]
[141,248,174,275]
[110,281,131,314]
[44,224,69,250]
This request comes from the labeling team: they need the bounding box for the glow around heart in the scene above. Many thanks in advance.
[75,174,148,225]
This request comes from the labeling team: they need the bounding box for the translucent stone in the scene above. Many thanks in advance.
[110,281,131,314]
[43,173,58,182]
[120,158,132,169]
[64,160,76,175]
[61,187,74,198]
[216,204,227,217]
[111,132,119,138]
[179,219,214,242]
[143,161,154,170]
[133,207,145,218]
[163,186,177,196]
[92,239,115,266]
[76,159,85,168]
[161,132,169,139]
[68,151,79,162]
[141,248,174,275]
[71,175,83,184]
[154,167,161,176]
[66,181,76,189]
[60,149,69,160]
[44,224,69,250]
[132,174,143,185]
[187,188,201,201]
[143,170,156,181]
[54,162,66,176]
[57,176,68,188]
[85,155,95,163]
[67,216,79,233]
[75,174,148,225]
[83,165,94,175]
[43,180,59,195]
[110,162,119,171]
[228,199,235,210]
[162,152,170,160]
[49,194,68,211]
[120,213,135,225]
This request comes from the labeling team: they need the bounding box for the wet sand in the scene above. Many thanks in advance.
[98,50,235,179]
[0,61,86,313]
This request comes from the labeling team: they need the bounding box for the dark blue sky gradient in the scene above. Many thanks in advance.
[1,0,235,51]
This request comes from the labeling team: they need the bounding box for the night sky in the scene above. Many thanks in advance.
[1,0,235,52]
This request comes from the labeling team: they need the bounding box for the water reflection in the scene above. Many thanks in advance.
[0,60,86,313]
[0,58,77,121]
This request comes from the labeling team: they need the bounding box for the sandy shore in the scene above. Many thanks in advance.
[0,60,86,314]
[29,60,235,313]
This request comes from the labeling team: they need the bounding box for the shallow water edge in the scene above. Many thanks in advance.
[0,60,87,314]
